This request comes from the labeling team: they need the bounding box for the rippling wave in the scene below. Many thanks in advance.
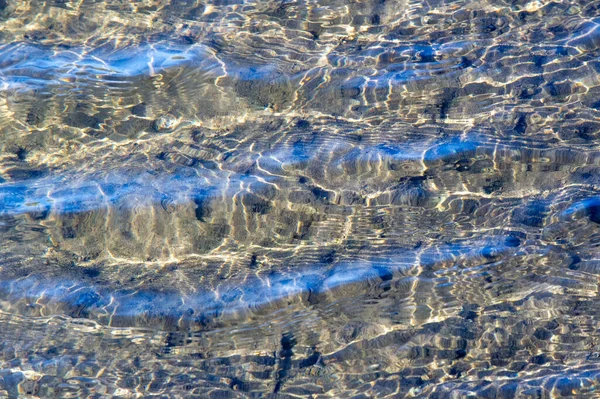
[2,0,600,397]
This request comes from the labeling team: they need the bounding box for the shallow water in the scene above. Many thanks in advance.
[2,0,600,397]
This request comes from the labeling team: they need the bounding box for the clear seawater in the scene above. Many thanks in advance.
[1,0,600,397]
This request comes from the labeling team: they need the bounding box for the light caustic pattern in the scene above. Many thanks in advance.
[2,0,600,397]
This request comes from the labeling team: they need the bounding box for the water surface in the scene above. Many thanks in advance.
[2,0,600,397]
